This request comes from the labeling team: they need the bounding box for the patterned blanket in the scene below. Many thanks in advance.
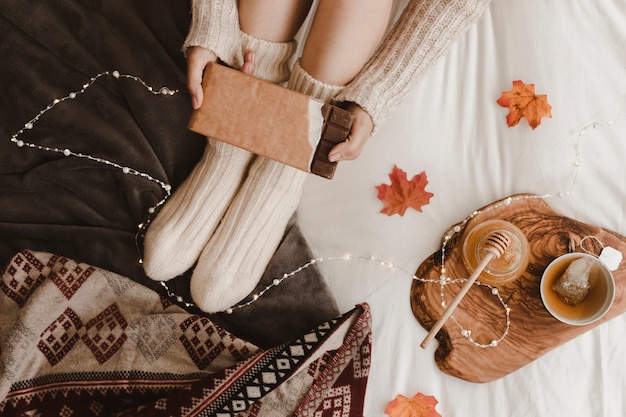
[0,250,371,416]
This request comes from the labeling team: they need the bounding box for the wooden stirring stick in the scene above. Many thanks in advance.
[420,231,511,349]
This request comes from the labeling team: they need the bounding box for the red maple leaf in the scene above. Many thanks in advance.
[497,80,552,129]
[375,165,433,216]
[385,393,442,417]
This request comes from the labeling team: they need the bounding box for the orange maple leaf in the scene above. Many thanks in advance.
[385,393,442,417]
[375,165,433,216]
[497,80,552,129]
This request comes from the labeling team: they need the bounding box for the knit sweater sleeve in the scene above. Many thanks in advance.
[182,0,243,68]
[335,0,492,131]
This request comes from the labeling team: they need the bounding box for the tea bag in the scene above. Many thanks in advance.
[552,257,597,305]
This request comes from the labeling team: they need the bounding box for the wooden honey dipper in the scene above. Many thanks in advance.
[421,231,511,349]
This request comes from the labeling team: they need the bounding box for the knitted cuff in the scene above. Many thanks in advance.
[241,32,297,84]
[336,0,491,132]
[287,60,344,103]
[182,0,243,68]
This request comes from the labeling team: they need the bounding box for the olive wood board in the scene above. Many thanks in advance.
[410,194,626,383]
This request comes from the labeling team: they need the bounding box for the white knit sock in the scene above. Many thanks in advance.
[240,31,296,84]
[143,34,296,281]
[191,59,344,313]
[143,141,252,281]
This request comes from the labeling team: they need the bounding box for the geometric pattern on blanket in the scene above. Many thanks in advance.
[0,250,371,416]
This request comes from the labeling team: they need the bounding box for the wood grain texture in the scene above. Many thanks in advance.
[410,194,626,383]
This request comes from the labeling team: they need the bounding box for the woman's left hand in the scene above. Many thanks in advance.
[328,102,374,162]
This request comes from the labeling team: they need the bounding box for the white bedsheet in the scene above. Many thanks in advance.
[297,1,626,416]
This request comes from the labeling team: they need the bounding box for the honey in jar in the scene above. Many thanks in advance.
[461,219,530,286]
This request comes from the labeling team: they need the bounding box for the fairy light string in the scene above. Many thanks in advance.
[8,71,625,348]
[9,70,177,260]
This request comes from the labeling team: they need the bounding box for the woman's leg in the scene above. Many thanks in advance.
[191,0,393,313]
[301,0,393,85]
[238,0,313,43]
[143,1,310,281]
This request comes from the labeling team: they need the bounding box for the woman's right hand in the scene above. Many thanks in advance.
[186,46,218,109]
[186,47,256,109]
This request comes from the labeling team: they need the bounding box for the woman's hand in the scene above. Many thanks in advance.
[186,47,256,109]
[186,46,218,110]
[328,102,374,162]
[186,47,369,162]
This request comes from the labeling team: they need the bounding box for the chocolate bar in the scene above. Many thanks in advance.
[187,63,353,179]
[311,104,354,179]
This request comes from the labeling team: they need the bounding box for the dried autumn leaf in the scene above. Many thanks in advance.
[385,393,442,417]
[375,165,433,216]
[497,80,552,129]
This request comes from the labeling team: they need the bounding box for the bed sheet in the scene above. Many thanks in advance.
[296,1,626,416]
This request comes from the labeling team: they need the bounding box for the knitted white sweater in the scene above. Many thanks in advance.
[183,0,243,66]
[183,0,492,130]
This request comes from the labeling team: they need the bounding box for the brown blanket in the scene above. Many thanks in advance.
[0,0,339,347]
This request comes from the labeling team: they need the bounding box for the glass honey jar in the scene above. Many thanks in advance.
[461,219,530,286]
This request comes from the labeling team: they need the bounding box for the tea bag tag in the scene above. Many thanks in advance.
[599,246,622,271]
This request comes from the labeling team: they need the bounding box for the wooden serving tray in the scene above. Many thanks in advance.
[410,194,626,383]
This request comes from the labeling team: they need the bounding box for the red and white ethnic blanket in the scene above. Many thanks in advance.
[0,250,371,416]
